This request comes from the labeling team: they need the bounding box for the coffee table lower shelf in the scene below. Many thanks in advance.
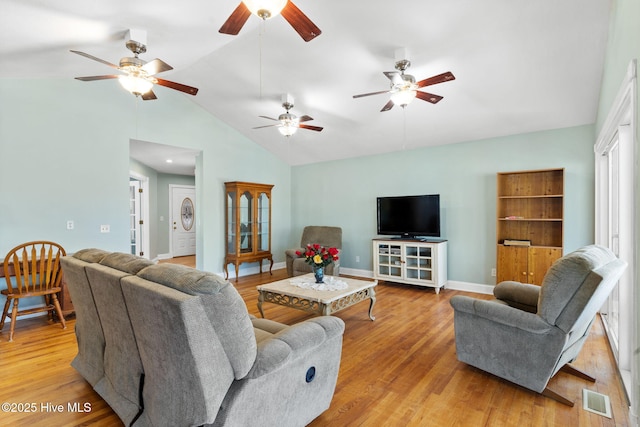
[257,274,377,321]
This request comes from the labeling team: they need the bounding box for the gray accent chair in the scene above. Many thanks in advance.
[450,245,627,406]
[285,226,342,277]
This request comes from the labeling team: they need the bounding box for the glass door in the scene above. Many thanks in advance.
[596,123,634,398]
[404,245,433,282]
[605,139,621,352]
[239,191,253,254]
[377,243,402,279]
[257,191,270,252]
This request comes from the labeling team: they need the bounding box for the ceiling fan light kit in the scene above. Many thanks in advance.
[219,1,321,42]
[243,0,288,19]
[118,75,153,96]
[278,123,298,136]
[390,89,417,107]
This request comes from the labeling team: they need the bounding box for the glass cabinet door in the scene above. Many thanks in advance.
[257,191,270,252]
[239,190,253,253]
[405,244,433,282]
[227,191,237,254]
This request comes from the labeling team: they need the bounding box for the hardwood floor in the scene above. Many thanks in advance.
[0,259,630,426]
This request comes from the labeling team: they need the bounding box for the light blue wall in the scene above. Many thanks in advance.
[291,124,595,285]
[0,78,292,279]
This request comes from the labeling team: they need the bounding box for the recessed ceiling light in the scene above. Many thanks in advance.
[166,159,173,163]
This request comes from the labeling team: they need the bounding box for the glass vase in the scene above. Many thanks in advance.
[312,265,324,283]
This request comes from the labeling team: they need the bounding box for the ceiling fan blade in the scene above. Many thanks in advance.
[154,78,199,96]
[142,58,173,76]
[383,71,402,85]
[353,90,390,99]
[141,90,158,101]
[259,115,280,122]
[299,124,323,132]
[74,75,119,81]
[417,71,456,88]
[253,124,280,129]
[298,115,313,123]
[415,91,443,104]
[280,1,322,42]
[380,99,395,112]
[70,50,119,69]
[219,2,252,35]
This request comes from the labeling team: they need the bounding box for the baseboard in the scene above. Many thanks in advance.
[340,267,374,278]
[340,269,494,295]
[445,280,494,295]
[155,253,172,262]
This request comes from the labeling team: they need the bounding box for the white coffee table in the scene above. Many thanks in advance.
[257,274,377,320]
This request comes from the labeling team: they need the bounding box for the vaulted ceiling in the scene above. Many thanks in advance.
[1,1,611,169]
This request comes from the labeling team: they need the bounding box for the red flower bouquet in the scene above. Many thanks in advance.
[296,243,339,267]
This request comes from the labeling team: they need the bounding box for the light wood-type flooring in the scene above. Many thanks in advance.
[0,255,630,426]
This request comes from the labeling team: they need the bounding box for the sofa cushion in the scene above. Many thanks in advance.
[72,248,110,263]
[538,245,616,325]
[137,263,228,295]
[99,252,154,275]
[137,263,257,379]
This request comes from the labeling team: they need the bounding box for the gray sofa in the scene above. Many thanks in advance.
[61,249,345,426]
[285,226,342,277]
[450,245,627,405]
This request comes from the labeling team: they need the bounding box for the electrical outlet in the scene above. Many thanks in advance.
[100,224,110,233]
[66,220,74,230]
[491,268,497,277]
[355,256,360,263]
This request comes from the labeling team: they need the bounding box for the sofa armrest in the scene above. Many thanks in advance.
[245,316,345,379]
[493,281,540,313]
[450,295,552,334]
[285,248,304,276]
[285,248,304,258]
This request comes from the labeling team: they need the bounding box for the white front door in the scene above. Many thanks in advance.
[171,185,196,257]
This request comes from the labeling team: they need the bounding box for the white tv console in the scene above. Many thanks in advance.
[372,238,447,293]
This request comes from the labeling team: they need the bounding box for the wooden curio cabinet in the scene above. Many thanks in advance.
[496,168,564,286]
[224,181,274,281]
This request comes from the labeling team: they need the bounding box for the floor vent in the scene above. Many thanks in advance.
[583,389,612,418]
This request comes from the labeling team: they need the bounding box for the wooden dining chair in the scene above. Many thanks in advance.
[1,241,67,342]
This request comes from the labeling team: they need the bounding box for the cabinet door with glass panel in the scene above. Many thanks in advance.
[224,182,274,281]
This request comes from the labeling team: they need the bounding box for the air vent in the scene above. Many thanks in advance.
[582,389,612,418]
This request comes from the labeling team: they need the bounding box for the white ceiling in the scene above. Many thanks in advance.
[1,0,612,172]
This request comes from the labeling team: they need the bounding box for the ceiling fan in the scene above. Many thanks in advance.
[219,0,321,42]
[70,29,199,100]
[253,94,323,137]
[353,55,455,112]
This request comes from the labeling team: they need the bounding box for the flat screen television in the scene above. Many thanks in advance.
[377,194,441,238]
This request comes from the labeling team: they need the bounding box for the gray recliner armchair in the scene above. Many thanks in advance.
[450,245,627,405]
[285,226,342,277]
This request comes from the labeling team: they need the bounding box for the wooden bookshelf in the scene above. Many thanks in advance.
[496,168,564,285]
